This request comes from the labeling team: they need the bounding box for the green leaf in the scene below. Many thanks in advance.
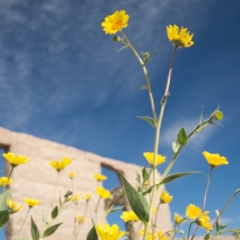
[194,122,209,134]
[172,140,181,154]
[120,174,150,223]
[51,206,58,219]
[137,116,157,128]
[204,232,210,240]
[0,210,9,228]
[109,206,124,213]
[177,128,188,146]
[159,172,206,185]
[31,217,40,240]
[87,225,98,240]
[141,85,148,90]
[142,167,148,180]
[42,210,48,226]
[0,189,11,210]
[215,210,220,232]
[142,186,154,196]
[42,223,62,238]
[58,204,69,215]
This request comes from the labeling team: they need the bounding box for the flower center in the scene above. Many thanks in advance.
[112,20,122,30]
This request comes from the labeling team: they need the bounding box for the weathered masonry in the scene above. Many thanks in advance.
[0,127,172,239]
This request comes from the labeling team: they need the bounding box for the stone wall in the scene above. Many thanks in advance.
[0,127,172,240]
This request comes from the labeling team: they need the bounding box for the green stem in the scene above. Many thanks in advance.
[120,30,157,122]
[152,202,161,235]
[187,222,194,240]
[16,207,31,237]
[212,189,240,229]
[143,46,177,240]
[190,169,213,240]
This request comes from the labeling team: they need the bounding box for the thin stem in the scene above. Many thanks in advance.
[16,207,31,237]
[191,169,213,240]
[212,190,240,229]
[152,202,161,235]
[143,46,177,240]
[52,172,60,203]
[187,222,194,240]
[120,30,157,122]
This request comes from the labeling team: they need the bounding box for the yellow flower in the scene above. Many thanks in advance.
[143,152,166,166]
[157,230,168,240]
[152,207,157,215]
[49,157,72,172]
[196,212,213,231]
[94,174,107,181]
[0,177,13,187]
[121,210,139,222]
[101,10,129,34]
[7,198,23,214]
[174,213,185,224]
[75,214,86,224]
[70,194,81,203]
[96,223,125,240]
[211,110,224,121]
[69,171,75,178]
[2,152,29,167]
[160,190,173,204]
[166,25,194,48]
[186,204,201,219]
[139,230,157,240]
[24,198,40,208]
[202,151,228,169]
[84,193,92,202]
[96,186,111,199]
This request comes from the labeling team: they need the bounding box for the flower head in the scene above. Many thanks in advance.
[174,213,185,225]
[121,210,139,222]
[101,10,129,34]
[202,151,228,169]
[94,174,107,181]
[96,223,125,240]
[196,212,213,232]
[0,177,13,187]
[211,110,224,121]
[158,230,168,240]
[24,198,40,208]
[69,172,75,179]
[2,152,29,167]
[96,186,111,199]
[7,198,23,214]
[143,152,166,166]
[186,204,201,219]
[49,157,72,172]
[84,193,92,202]
[166,25,194,48]
[139,230,157,240]
[70,194,81,203]
[160,190,173,204]
[75,214,86,224]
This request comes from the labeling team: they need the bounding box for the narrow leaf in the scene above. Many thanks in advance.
[51,206,58,219]
[204,232,210,240]
[121,174,149,223]
[177,128,188,146]
[137,116,157,128]
[0,210,9,228]
[172,140,181,154]
[42,210,48,226]
[42,223,62,238]
[142,186,154,196]
[159,172,206,185]
[109,206,124,213]
[0,189,11,210]
[31,217,40,240]
[87,225,98,240]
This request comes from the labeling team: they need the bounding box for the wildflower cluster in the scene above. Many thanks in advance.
[0,6,239,240]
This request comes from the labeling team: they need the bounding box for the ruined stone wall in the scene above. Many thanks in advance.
[0,127,172,240]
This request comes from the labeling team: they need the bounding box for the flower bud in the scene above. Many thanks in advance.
[211,110,224,121]
[113,35,121,42]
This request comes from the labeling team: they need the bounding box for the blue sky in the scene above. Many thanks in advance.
[0,0,240,238]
